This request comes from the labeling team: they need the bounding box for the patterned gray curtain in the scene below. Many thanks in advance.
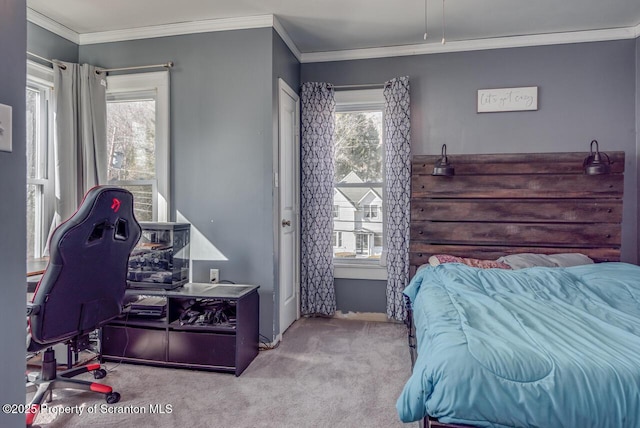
[383,76,411,321]
[300,82,337,316]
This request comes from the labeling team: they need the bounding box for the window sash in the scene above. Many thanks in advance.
[107,179,157,222]
[107,72,169,222]
[26,65,54,260]
[332,93,385,266]
[26,183,45,259]
[355,233,370,255]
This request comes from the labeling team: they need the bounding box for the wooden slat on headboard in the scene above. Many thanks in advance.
[410,152,625,276]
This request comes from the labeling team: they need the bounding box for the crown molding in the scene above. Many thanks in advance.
[27,8,638,63]
[79,14,274,45]
[300,26,639,63]
[27,8,80,44]
[27,10,302,60]
[272,16,302,62]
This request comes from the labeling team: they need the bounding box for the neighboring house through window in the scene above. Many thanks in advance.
[332,231,343,248]
[332,88,386,280]
[364,204,379,218]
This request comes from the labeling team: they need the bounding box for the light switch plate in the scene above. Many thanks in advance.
[0,103,12,153]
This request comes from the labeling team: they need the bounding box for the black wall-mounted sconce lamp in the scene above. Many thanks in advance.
[432,144,455,176]
[583,140,611,175]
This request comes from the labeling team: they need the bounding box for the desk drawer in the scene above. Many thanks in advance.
[102,325,166,361]
[168,331,235,368]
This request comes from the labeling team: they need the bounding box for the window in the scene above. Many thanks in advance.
[364,205,378,219]
[332,89,384,265]
[332,231,343,248]
[26,61,54,260]
[106,72,169,222]
[107,96,157,221]
[333,205,340,218]
[355,233,370,255]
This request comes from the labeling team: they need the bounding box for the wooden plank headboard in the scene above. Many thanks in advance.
[410,151,625,276]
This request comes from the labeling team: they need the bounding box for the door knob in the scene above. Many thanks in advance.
[281,219,291,227]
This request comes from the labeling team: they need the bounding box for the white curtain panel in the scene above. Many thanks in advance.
[299,82,337,316]
[53,61,108,224]
[383,76,411,321]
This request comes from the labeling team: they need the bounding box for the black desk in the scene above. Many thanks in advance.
[101,283,260,375]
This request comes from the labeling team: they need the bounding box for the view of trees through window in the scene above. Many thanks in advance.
[106,99,156,221]
[333,110,384,261]
[334,112,383,182]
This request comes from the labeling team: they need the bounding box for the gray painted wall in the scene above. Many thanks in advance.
[0,1,27,426]
[335,279,386,313]
[79,28,282,339]
[28,24,302,340]
[24,24,640,320]
[27,20,78,63]
[271,30,301,334]
[303,40,638,266]
[637,37,640,261]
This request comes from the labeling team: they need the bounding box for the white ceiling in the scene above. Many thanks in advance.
[27,0,640,58]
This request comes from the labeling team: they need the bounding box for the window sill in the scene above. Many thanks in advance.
[334,263,387,280]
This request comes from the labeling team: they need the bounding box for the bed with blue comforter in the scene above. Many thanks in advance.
[396,262,640,427]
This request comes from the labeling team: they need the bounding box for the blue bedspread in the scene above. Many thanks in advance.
[396,262,640,427]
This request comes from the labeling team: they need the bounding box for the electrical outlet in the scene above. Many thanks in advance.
[209,269,219,284]
[0,103,12,152]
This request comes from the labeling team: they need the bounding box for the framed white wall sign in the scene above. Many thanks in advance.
[477,86,538,113]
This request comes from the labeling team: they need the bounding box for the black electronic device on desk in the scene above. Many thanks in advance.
[127,222,190,290]
[127,296,167,318]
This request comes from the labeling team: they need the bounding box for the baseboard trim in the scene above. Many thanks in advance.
[333,311,392,323]
[259,333,282,350]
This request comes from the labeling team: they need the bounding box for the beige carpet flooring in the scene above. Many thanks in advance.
[28,317,413,428]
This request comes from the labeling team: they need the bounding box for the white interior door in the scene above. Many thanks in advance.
[278,79,300,336]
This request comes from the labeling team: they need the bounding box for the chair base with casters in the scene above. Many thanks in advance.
[25,347,120,426]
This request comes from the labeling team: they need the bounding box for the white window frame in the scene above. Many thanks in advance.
[333,231,343,248]
[364,204,379,219]
[106,71,170,222]
[355,233,371,255]
[333,89,387,281]
[26,60,55,260]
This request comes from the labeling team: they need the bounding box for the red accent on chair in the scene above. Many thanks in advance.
[90,383,113,394]
[111,197,121,212]
[86,363,101,371]
[26,405,39,426]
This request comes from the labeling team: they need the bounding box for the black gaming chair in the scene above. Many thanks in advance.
[26,186,141,427]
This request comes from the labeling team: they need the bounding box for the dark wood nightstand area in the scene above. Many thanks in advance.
[101,283,260,376]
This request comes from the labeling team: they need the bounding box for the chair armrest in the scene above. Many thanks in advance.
[27,302,40,316]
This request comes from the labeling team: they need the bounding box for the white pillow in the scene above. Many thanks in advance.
[545,253,594,267]
[497,253,593,269]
